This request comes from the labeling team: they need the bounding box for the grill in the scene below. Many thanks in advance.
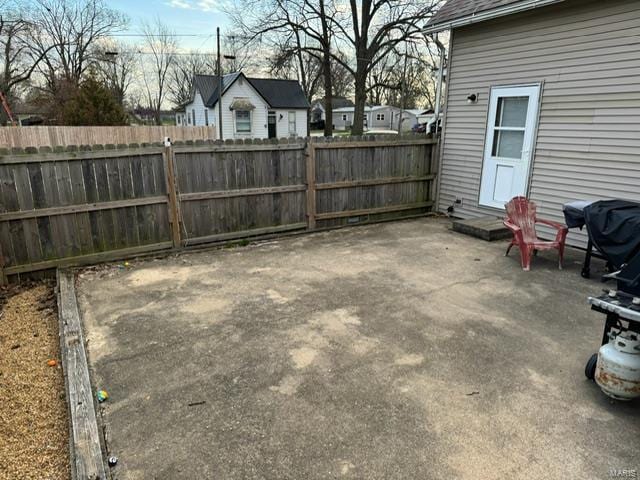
[585,252,640,400]
[563,199,640,279]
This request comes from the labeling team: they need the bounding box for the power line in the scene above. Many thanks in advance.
[111,50,218,57]
[104,33,212,38]
[102,33,254,40]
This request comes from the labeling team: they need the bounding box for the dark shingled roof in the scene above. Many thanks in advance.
[193,72,241,107]
[193,73,310,109]
[248,78,310,109]
[428,0,531,26]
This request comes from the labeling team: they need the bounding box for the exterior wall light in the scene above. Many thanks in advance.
[467,93,478,104]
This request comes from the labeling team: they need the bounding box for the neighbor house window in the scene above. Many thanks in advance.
[204,109,209,126]
[342,114,348,121]
[376,113,385,121]
[191,109,196,125]
[288,111,296,135]
[235,110,251,133]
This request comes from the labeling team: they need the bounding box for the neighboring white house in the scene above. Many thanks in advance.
[332,105,403,131]
[310,97,354,127]
[331,105,433,132]
[176,72,310,139]
[400,109,433,131]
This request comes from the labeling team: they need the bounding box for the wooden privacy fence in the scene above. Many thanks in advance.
[0,136,437,282]
[0,125,216,149]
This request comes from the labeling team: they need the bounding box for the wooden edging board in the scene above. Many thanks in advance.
[57,269,107,480]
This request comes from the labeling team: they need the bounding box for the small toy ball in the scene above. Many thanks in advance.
[97,390,109,403]
[124,261,130,267]
[108,456,118,467]
[47,359,57,367]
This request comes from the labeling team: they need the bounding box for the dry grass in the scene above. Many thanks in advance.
[0,283,70,480]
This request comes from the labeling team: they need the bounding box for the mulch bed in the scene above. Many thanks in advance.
[0,282,70,480]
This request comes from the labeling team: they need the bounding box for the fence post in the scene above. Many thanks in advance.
[163,145,182,248]
[305,138,317,230]
[0,250,7,285]
[429,135,441,209]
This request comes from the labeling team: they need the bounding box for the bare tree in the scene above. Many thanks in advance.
[366,39,437,110]
[229,0,340,136]
[221,33,260,74]
[366,50,400,105]
[167,52,211,108]
[328,0,442,135]
[31,0,127,93]
[140,19,177,125]
[93,39,137,106]
[330,52,353,99]
[0,0,56,106]
[267,36,323,102]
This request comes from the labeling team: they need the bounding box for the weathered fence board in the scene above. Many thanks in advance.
[0,149,172,280]
[174,144,308,246]
[0,136,437,282]
[0,125,216,149]
[312,139,435,228]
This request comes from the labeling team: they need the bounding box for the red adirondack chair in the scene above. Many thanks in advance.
[504,196,569,271]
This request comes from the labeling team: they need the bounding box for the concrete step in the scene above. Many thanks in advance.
[451,216,511,241]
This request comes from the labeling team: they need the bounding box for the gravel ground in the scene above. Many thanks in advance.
[0,283,70,480]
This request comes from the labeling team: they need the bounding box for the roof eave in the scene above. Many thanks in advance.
[422,0,565,34]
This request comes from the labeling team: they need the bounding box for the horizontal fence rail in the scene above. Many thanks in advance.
[0,136,437,282]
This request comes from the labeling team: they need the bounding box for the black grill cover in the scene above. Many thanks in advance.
[583,200,640,269]
[563,200,594,228]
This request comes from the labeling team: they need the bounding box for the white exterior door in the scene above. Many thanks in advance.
[479,85,541,209]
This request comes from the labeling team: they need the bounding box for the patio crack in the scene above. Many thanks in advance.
[419,275,500,297]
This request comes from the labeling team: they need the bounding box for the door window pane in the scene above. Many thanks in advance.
[288,111,296,134]
[492,130,525,158]
[495,96,528,128]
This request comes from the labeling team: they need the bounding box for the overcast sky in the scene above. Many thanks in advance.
[107,0,233,51]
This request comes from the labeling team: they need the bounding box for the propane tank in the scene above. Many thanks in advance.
[595,328,640,401]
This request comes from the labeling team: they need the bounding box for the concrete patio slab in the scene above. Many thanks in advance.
[77,218,640,480]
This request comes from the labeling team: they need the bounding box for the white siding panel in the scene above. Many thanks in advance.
[275,109,308,138]
[212,77,269,139]
[183,92,209,126]
[439,0,640,247]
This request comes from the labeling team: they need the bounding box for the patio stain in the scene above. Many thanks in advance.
[289,347,318,369]
[394,353,425,366]
[269,375,302,395]
[181,296,232,316]
[266,289,290,304]
[76,218,640,480]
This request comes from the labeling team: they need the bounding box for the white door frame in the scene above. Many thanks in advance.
[479,83,541,209]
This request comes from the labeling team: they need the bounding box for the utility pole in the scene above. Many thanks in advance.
[217,27,223,141]
[398,43,408,134]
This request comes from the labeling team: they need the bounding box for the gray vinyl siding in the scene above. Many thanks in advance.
[333,112,354,130]
[370,107,398,129]
[438,0,640,247]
